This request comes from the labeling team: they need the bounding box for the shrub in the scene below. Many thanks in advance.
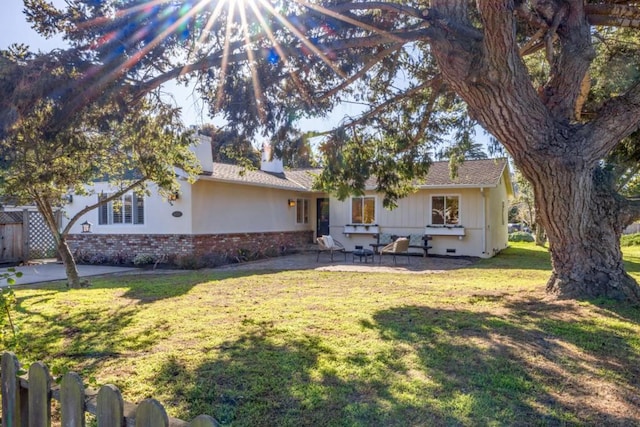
[264,246,280,258]
[110,251,133,265]
[199,252,230,268]
[172,254,205,270]
[508,231,534,242]
[87,253,108,264]
[133,253,155,266]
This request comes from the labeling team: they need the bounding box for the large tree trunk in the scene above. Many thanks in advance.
[525,161,640,301]
[426,0,640,302]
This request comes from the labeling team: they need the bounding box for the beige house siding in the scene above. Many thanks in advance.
[486,172,511,256]
[62,181,195,236]
[191,180,315,235]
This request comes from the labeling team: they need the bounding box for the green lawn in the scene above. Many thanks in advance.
[5,242,640,426]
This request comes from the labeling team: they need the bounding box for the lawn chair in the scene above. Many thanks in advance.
[378,237,410,265]
[316,235,347,262]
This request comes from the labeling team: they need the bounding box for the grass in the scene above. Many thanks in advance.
[5,242,640,426]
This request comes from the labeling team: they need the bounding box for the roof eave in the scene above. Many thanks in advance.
[197,174,310,191]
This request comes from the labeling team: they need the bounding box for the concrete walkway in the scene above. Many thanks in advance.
[0,261,138,286]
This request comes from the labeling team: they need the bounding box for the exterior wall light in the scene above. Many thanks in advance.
[81,221,92,233]
[288,199,296,207]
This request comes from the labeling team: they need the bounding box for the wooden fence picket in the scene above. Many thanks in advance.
[135,399,168,427]
[0,353,218,426]
[188,415,219,427]
[1,352,21,427]
[27,362,50,427]
[60,372,85,427]
[96,385,123,427]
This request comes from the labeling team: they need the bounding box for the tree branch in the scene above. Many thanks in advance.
[586,3,640,21]
[137,29,431,96]
[317,43,405,102]
[338,79,441,129]
[329,2,425,20]
[580,81,640,160]
[588,14,640,29]
[620,196,640,227]
[537,1,595,121]
[61,178,146,236]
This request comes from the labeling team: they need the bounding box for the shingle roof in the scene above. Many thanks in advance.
[206,162,318,191]
[201,158,509,191]
[419,158,508,188]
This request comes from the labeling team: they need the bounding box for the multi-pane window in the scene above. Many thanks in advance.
[296,198,309,224]
[98,192,144,225]
[351,196,376,224]
[431,195,460,225]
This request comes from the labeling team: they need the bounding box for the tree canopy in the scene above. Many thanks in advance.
[0,43,200,288]
[5,0,640,301]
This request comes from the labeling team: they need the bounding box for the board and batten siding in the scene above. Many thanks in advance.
[327,187,504,257]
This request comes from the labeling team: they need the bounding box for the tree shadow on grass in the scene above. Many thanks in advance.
[14,290,168,374]
[152,322,471,426]
[370,302,640,426]
[144,299,640,426]
[90,270,284,303]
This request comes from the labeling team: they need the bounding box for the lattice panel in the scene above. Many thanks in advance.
[28,211,57,259]
[0,211,23,224]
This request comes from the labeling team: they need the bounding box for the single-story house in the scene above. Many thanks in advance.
[63,135,513,261]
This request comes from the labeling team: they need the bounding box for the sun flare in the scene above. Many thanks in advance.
[79,0,375,123]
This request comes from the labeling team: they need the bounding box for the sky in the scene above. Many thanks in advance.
[0,0,366,134]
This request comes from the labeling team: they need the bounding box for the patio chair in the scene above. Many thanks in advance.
[316,235,347,262]
[378,237,410,265]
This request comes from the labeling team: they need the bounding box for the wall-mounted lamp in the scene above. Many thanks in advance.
[168,191,180,201]
[63,194,73,203]
[288,199,296,207]
[81,220,92,233]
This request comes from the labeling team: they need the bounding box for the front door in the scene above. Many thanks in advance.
[316,198,330,237]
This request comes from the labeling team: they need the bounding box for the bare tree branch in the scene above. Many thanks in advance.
[60,178,146,236]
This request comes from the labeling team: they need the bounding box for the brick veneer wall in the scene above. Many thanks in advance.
[66,230,314,261]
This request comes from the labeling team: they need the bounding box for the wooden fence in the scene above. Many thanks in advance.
[0,352,219,427]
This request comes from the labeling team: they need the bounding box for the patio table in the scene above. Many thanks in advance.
[352,248,374,263]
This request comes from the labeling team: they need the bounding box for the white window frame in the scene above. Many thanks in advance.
[98,192,145,225]
[430,194,461,226]
[296,198,310,224]
[350,196,377,225]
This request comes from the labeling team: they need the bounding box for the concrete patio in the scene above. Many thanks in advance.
[215,251,476,274]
